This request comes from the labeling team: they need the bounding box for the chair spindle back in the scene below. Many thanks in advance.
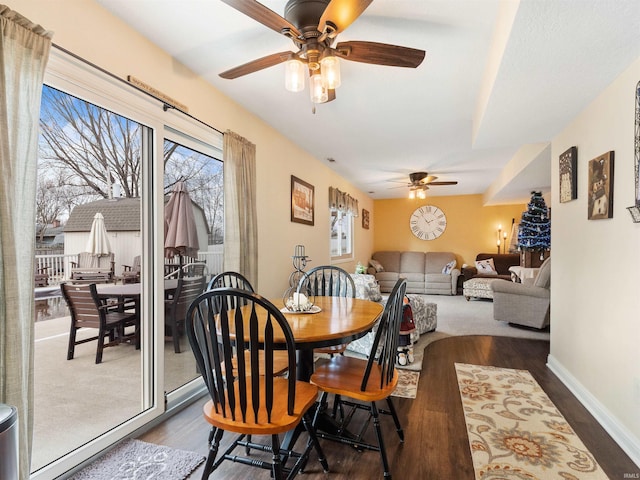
[186,288,297,422]
[298,265,355,298]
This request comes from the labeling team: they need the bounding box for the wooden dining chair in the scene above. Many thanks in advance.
[165,275,205,353]
[185,288,329,480]
[310,278,407,480]
[61,282,137,364]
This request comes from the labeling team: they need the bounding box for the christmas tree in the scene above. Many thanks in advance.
[517,191,550,252]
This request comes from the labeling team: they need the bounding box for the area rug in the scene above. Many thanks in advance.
[454,363,609,480]
[392,369,420,399]
[69,439,205,480]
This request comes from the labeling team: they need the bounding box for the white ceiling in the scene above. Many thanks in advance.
[96,0,640,203]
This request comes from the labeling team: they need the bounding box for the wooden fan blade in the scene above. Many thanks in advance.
[219,51,293,79]
[428,181,458,186]
[420,175,438,184]
[318,0,373,37]
[221,0,301,38]
[335,41,425,68]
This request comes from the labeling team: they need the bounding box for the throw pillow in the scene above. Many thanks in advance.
[442,259,456,274]
[369,259,385,273]
[367,282,382,302]
[475,258,497,274]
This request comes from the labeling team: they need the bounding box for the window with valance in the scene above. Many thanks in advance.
[329,187,358,261]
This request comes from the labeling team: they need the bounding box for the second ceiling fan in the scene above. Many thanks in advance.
[218,0,426,104]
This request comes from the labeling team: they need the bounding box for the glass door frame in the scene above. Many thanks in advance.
[32,47,221,479]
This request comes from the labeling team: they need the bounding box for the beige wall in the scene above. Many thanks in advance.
[549,55,640,462]
[20,0,374,298]
[373,195,526,267]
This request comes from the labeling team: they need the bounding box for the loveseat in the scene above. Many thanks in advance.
[368,251,459,295]
[461,253,520,281]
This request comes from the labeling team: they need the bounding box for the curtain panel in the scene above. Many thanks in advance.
[223,130,258,289]
[328,186,359,216]
[0,5,52,478]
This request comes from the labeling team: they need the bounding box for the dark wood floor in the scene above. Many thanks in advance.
[138,336,639,479]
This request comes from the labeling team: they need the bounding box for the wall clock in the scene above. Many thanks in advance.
[410,205,447,240]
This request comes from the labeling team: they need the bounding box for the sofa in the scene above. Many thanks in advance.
[461,253,520,281]
[367,251,460,295]
[491,257,551,329]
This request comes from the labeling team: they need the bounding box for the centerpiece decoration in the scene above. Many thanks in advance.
[282,244,317,313]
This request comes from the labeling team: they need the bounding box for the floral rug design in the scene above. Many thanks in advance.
[392,369,420,399]
[455,363,609,480]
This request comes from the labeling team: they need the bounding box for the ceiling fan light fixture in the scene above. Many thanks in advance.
[417,189,426,199]
[408,190,416,199]
[309,72,328,103]
[320,54,341,89]
[284,57,305,92]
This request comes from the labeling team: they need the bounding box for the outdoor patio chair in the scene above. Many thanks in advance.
[165,275,206,353]
[310,278,407,480]
[70,252,115,283]
[60,282,137,364]
[185,288,329,480]
[121,255,141,284]
[34,266,49,287]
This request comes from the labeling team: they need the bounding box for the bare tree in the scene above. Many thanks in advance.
[39,85,142,198]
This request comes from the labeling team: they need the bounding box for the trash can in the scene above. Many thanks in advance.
[0,404,18,480]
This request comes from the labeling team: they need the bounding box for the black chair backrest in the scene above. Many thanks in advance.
[361,278,407,392]
[207,271,254,292]
[298,265,355,298]
[60,282,104,328]
[186,288,297,421]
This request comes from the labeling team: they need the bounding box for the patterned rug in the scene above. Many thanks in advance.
[392,369,420,399]
[454,363,609,480]
[69,439,204,480]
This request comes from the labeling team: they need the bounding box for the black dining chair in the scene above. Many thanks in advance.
[186,288,329,479]
[207,271,254,292]
[298,265,356,356]
[310,278,407,480]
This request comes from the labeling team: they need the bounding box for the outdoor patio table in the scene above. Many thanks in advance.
[95,279,179,348]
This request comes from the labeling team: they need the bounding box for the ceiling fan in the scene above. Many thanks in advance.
[396,171,458,199]
[218,0,426,104]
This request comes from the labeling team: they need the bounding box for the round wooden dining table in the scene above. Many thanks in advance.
[274,296,383,381]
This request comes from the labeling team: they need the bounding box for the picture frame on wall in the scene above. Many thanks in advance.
[362,208,370,229]
[559,146,578,203]
[587,151,614,220]
[291,175,315,226]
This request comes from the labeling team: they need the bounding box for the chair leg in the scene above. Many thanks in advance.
[271,434,284,480]
[302,413,329,473]
[173,321,182,353]
[67,326,77,360]
[95,330,106,364]
[201,428,223,479]
[385,396,404,442]
[371,402,392,479]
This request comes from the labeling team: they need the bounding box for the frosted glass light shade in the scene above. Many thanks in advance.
[309,74,328,103]
[285,59,305,92]
[320,55,341,89]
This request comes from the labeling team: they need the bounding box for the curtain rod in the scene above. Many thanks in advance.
[52,43,224,136]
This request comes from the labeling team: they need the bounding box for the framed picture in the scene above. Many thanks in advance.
[587,151,614,220]
[290,175,314,226]
[559,146,577,203]
[362,208,370,229]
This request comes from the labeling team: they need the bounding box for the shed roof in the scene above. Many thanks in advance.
[64,198,141,232]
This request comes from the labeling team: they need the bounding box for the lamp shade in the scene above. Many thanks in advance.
[320,55,341,89]
[309,73,328,103]
[285,58,305,92]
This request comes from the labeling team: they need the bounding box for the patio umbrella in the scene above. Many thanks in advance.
[164,181,199,276]
[85,212,111,256]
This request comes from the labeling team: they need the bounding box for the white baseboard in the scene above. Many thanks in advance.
[547,354,640,468]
